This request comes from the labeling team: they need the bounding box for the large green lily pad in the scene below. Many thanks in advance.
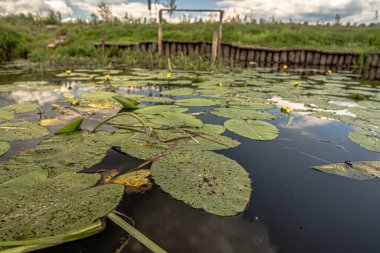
[212,108,277,120]
[119,133,170,160]
[135,105,188,115]
[161,88,195,96]
[0,141,10,156]
[313,161,380,180]
[151,149,251,216]
[146,112,203,128]
[0,110,14,121]
[0,151,40,184]
[0,170,123,241]
[175,98,220,107]
[33,131,116,175]
[225,119,279,140]
[1,102,38,114]
[349,130,380,152]
[0,122,50,141]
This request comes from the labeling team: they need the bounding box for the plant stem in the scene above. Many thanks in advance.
[107,212,167,253]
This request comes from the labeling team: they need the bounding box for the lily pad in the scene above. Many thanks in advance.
[229,102,275,110]
[139,96,174,103]
[146,112,203,128]
[175,98,220,107]
[0,141,10,156]
[225,119,279,140]
[0,152,40,183]
[313,161,380,180]
[0,122,50,141]
[212,108,277,120]
[0,110,14,121]
[349,130,380,152]
[33,131,116,175]
[1,102,38,114]
[161,88,195,96]
[120,133,169,160]
[0,169,123,241]
[151,149,252,216]
[135,105,188,115]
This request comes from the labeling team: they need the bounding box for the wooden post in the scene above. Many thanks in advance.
[211,31,218,61]
[158,23,163,55]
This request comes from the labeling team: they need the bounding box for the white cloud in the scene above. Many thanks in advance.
[217,0,379,23]
[0,0,165,21]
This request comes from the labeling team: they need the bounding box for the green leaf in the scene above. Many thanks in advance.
[225,119,279,140]
[135,105,188,115]
[33,131,116,176]
[160,88,194,96]
[0,141,10,156]
[0,109,14,121]
[349,130,380,153]
[229,102,275,110]
[175,98,220,107]
[313,161,380,180]
[146,112,203,128]
[112,95,140,109]
[1,102,38,114]
[0,170,123,242]
[212,108,277,120]
[151,149,252,216]
[55,118,83,135]
[0,122,50,142]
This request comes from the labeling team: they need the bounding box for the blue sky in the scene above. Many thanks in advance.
[0,0,378,23]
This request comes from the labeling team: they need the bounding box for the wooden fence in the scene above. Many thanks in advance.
[94,41,380,80]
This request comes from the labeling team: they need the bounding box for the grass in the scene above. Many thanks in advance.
[1,14,380,64]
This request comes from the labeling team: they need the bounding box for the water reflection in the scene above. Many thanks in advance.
[120,188,277,253]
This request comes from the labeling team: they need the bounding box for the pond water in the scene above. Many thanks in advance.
[0,67,379,253]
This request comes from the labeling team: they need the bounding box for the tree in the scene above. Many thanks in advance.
[97,1,113,23]
[90,12,98,24]
[165,0,177,17]
[375,10,379,22]
[334,13,341,25]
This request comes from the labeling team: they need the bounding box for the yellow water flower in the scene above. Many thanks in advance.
[283,64,288,70]
[280,106,291,115]
[89,75,94,80]
[166,73,172,79]
[327,69,332,75]
[66,70,71,75]
[292,81,300,87]
[218,82,223,87]
[105,74,111,80]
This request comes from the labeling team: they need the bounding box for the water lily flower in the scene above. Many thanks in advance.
[105,74,111,80]
[283,64,288,70]
[327,69,332,75]
[292,81,300,87]
[218,82,223,87]
[280,106,291,115]
[89,75,94,80]
[166,73,172,79]
[66,70,71,75]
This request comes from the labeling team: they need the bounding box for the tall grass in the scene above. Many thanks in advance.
[0,14,379,63]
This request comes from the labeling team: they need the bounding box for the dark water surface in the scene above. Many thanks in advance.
[1,73,379,253]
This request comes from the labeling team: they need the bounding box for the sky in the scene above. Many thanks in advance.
[0,0,378,24]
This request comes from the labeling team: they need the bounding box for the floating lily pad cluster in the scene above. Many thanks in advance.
[0,66,379,250]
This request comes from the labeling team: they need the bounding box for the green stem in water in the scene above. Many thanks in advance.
[91,112,150,140]
[107,212,167,253]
